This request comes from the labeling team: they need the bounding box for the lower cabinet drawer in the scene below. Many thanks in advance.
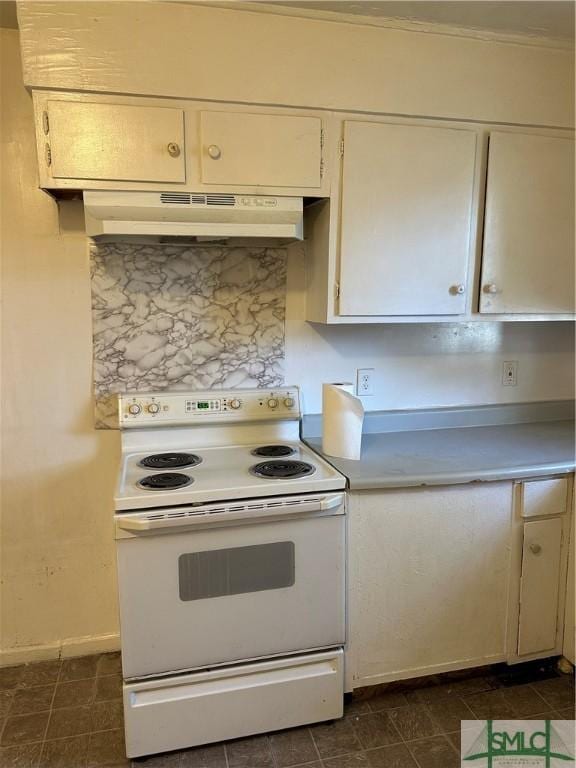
[521,478,568,518]
[123,649,344,758]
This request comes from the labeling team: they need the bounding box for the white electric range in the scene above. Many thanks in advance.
[114,387,346,759]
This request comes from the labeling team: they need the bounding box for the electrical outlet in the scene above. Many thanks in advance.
[357,368,375,396]
[502,360,518,386]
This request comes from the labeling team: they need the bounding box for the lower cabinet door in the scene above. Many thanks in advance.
[348,484,513,687]
[123,649,343,758]
[517,518,563,656]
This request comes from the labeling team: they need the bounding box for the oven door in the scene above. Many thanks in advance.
[115,493,346,679]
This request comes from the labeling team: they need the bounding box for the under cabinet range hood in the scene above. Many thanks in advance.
[83,191,304,242]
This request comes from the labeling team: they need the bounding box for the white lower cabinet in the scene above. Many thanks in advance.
[510,477,572,662]
[348,483,514,688]
[347,476,574,690]
[517,518,563,656]
[563,508,575,664]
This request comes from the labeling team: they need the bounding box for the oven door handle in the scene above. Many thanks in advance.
[116,493,345,532]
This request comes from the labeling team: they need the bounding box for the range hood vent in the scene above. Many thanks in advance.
[159,193,237,206]
[159,193,192,204]
[84,191,303,242]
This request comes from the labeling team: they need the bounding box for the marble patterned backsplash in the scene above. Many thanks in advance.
[91,242,286,427]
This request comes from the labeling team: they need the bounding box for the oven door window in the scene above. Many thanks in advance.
[178,541,295,601]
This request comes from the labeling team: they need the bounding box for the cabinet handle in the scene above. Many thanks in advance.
[167,142,181,158]
[529,543,542,555]
[450,284,465,295]
[207,144,222,160]
[483,283,499,294]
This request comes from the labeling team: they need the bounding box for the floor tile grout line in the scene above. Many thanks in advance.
[1,690,14,722]
[0,737,46,749]
[381,708,405,747]
[308,725,324,764]
[43,724,125,742]
[268,732,281,768]
[56,673,121,686]
[5,695,122,721]
[460,695,478,722]
[41,677,61,759]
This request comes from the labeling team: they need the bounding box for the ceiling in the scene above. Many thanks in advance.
[263,1,575,42]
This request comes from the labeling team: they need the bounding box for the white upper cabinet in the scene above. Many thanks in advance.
[46,101,186,183]
[34,93,326,194]
[480,132,575,314]
[199,111,322,188]
[338,121,477,316]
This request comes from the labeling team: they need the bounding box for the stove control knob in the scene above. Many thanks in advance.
[229,398,241,409]
[267,398,279,409]
[147,403,160,414]
[128,403,141,415]
[284,397,295,408]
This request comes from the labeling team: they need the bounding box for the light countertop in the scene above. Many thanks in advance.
[303,402,575,490]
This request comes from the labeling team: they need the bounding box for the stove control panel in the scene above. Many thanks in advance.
[119,387,300,427]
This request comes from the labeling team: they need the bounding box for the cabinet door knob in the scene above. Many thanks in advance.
[529,543,542,555]
[167,142,181,158]
[207,144,222,159]
[483,283,499,294]
[450,284,465,295]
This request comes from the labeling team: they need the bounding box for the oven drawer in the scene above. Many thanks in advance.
[124,649,344,757]
[117,496,346,678]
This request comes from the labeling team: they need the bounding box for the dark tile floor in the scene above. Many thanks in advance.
[0,654,573,767]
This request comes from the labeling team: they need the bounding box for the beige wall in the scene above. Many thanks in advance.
[17,1,574,128]
[1,28,120,665]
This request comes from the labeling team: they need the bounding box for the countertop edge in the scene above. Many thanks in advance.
[343,462,576,491]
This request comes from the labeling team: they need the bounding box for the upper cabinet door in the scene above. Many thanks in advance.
[199,111,322,188]
[47,101,186,183]
[480,132,575,314]
[338,121,477,317]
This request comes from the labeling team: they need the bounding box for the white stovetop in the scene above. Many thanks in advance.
[115,439,345,511]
